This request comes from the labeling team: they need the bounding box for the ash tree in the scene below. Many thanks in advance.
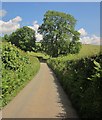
[39,10,81,57]
[8,26,36,51]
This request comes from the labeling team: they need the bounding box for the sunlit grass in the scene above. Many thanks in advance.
[28,51,50,59]
[55,44,101,61]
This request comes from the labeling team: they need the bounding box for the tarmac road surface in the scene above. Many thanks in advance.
[2,63,78,118]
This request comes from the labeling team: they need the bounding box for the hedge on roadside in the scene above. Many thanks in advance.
[47,53,102,119]
[1,42,40,108]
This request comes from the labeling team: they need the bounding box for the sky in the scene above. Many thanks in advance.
[0,2,101,45]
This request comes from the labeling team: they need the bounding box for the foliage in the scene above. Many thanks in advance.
[7,26,36,51]
[2,34,10,42]
[1,42,40,108]
[0,37,2,41]
[47,53,102,119]
[35,42,43,52]
[39,10,81,57]
[28,51,50,60]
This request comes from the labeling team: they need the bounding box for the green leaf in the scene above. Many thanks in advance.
[94,60,101,68]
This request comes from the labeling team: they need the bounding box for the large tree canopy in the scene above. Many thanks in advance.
[39,10,81,57]
[8,26,36,51]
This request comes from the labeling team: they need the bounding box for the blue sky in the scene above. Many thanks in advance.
[2,2,100,36]
[0,2,101,44]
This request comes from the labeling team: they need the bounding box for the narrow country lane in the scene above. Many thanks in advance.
[2,63,78,118]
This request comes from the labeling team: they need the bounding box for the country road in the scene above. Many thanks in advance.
[2,63,78,118]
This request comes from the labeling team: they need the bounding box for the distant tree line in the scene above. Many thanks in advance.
[3,10,82,57]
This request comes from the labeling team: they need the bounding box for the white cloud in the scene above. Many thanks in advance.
[0,18,43,41]
[33,21,39,33]
[78,28,101,45]
[35,33,43,42]
[78,28,87,36]
[12,16,22,23]
[0,9,7,17]
[0,16,22,34]
[28,21,43,42]
[80,35,101,45]
[28,21,39,33]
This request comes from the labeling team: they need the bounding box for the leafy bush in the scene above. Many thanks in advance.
[1,42,40,108]
[7,26,36,51]
[47,53,102,119]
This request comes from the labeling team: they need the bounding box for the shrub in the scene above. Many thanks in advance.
[1,42,40,108]
[47,53,102,119]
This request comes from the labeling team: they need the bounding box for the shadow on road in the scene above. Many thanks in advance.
[47,64,79,119]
